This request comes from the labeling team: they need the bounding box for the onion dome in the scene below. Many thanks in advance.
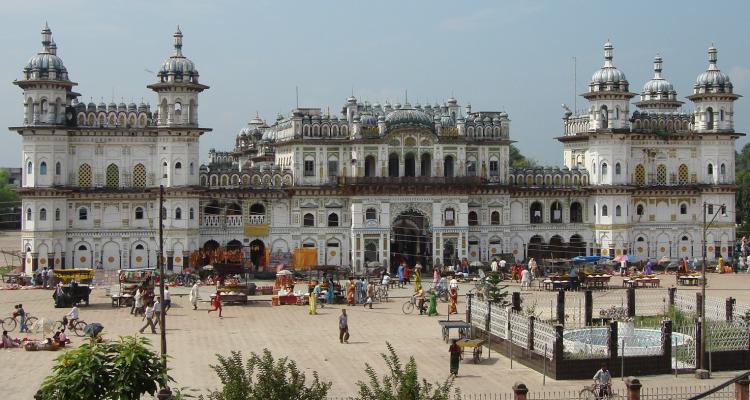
[360,114,377,126]
[589,41,628,91]
[97,101,106,112]
[641,55,676,100]
[87,101,96,112]
[108,101,117,112]
[440,114,454,127]
[23,23,70,81]
[118,102,127,112]
[128,102,137,112]
[492,117,501,124]
[694,45,732,94]
[157,27,199,84]
[138,101,148,112]
[385,106,434,130]
[447,96,458,106]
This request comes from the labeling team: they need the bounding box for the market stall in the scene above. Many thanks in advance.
[210,263,250,305]
[52,269,94,307]
[113,268,155,308]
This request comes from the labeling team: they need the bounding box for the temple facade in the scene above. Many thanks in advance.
[12,26,740,273]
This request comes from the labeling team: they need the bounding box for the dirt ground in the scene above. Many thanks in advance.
[0,231,748,398]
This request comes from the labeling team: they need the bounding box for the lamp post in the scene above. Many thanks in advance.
[699,202,726,376]
[156,185,172,398]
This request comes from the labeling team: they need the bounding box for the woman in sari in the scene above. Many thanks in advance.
[448,286,458,315]
[449,339,462,375]
[347,279,355,306]
[414,267,422,292]
[427,290,438,316]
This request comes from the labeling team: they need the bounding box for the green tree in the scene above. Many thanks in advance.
[736,144,750,227]
[355,342,459,400]
[0,168,19,205]
[37,336,168,400]
[509,145,537,168]
[483,271,510,306]
[202,349,331,400]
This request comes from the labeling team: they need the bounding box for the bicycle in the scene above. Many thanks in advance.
[374,284,389,303]
[52,319,88,337]
[579,383,619,400]
[1,314,38,332]
[402,296,427,315]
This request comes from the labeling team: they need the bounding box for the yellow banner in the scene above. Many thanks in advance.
[244,224,269,237]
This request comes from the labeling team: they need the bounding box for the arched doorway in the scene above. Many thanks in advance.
[203,240,220,251]
[364,156,376,177]
[388,153,399,177]
[444,155,454,177]
[528,235,545,261]
[226,239,242,251]
[569,234,586,258]
[420,153,431,177]
[549,235,564,259]
[442,238,457,267]
[248,239,265,267]
[404,153,416,177]
[391,210,431,269]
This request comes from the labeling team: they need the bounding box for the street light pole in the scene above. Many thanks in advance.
[157,185,172,399]
[699,202,726,376]
[700,201,707,373]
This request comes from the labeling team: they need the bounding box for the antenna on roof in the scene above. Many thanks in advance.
[573,56,577,114]
[405,89,408,104]
[295,86,299,109]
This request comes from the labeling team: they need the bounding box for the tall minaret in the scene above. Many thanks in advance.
[15,23,78,126]
[582,41,636,131]
[687,45,740,132]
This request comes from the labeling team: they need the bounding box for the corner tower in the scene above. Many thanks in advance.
[687,45,740,132]
[583,41,636,131]
[148,27,208,127]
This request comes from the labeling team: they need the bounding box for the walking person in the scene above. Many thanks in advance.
[449,339,462,376]
[131,288,143,315]
[397,263,405,288]
[308,286,317,315]
[366,281,374,309]
[414,266,422,292]
[347,278,355,306]
[47,267,54,288]
[17,304,28,333]
[163,287,171,313]
[152,297,162,328]
[42,267,48,289]
[448,287,458,315]
[490,258,498,273]
[207,291,223,317]
[339,309,349,344]
[189,282,200,310]
[521,267,532,291]
[138,302,157,334]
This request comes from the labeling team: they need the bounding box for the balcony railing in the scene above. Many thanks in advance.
[202,214,266,228]
[247,215,265,224]
[337,176,484,186]
[226,215,243,227]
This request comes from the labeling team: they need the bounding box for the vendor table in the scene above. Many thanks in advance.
[438,320,471,343]
[677,276,703,286]
[457,338,485,363]
[111,294,133,308]
[583,275,611,290]
[623,277,660,288]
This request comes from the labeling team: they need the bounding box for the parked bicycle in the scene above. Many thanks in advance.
[374,284,389,303]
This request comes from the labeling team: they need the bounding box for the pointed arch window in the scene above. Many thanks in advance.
[135,207,144,220]
[26,208,32,221]
[55,162,61,175]
[175,207,182,220]
[106,164,119,187]
[78,164,92,187]
[55,208,60,221]
[39,161,47,175]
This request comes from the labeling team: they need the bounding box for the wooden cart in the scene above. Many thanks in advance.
[457,338,485,363]
[438,320,471,343]
[53,269,95,307]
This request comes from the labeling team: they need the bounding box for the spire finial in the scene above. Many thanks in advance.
[173,27,184,57]
[708,44,717,66]
[653,53,662,77]
[41,22,52,52]
[603,40,613,62]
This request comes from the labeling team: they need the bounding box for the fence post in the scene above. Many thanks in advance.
[727,297,735,322]
[695,318,703,373]
[528,315,535,351]
[513,382,529,400]
[557,289,566,326]
[627,287,636,318]
[585,290,593,326]
[735,374,750,400]
[696,292,704,317]
[512,292,522,312]
[609,320,619,363]
[466,293,473,324]
[625,377,642,400]
[661,319,673,372]
[668,287,676,307]
[554,324,564,361]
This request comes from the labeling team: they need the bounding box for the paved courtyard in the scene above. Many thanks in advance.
[1,272,749,398]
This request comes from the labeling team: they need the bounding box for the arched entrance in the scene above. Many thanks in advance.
[248,239,265,267]
[569,234,586,258]
[391,210,431,269]
[528,235,545,261]
[549,235,564,259]
[226,239,242,251]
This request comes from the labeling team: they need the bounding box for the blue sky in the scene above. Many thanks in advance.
[2,0,749,166]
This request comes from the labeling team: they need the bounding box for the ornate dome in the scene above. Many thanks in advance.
[360,114,378,126]
[157,27,200,84]
[590,41,628,91]
[23,23,69,81]
[440,114,454,127]
[694,46,732,94]
[385,105,434,130]
[641,55,676,100]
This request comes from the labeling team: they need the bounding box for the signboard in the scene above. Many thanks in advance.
[244,224,269,237]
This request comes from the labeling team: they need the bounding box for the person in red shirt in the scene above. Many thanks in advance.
[207,291,223,317]
[403,265,411,284]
